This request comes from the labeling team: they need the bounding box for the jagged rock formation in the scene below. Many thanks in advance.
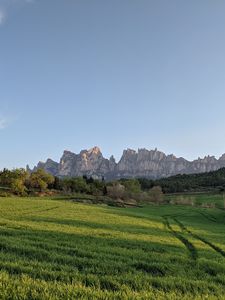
[58,147,114,178]
[31,146,225,179]
[33,159,59,176]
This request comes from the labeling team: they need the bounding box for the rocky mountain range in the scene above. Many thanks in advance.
[29,146,225,180]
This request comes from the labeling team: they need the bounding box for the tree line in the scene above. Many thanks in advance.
[138,167,225,193]
[1,167,225,203]
[0,168,164,205]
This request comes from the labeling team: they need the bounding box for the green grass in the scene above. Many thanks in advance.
[0,196,225,299]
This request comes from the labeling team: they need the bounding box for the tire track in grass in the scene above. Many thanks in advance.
[197,211,217,223]
[173,218,225,258]
[163,217,198,260]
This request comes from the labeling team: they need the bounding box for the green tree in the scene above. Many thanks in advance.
[70,177,90,193]
[28,169,54,192]
[60,177,90,194]
[148,186,164,204]
[0,168,28,195]
[11,178,27,196]
[121,179,141,194]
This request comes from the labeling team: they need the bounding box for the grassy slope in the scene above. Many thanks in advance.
[0,197,225,299]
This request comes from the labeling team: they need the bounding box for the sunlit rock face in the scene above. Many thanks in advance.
[32,147,225,179]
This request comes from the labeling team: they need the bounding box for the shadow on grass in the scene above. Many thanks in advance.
[19,215,167,236]
[0,223,190,288]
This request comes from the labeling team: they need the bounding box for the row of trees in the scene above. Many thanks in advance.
[2,166,225,197]
[106,179,164,204]
[0,168,164,204]
[0,168,54,196]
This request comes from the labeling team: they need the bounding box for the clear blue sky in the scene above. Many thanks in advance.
[0,0,225,169]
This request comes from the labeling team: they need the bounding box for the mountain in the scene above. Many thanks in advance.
[30,147,225,179]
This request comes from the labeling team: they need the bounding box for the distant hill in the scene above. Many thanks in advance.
[139,167,225,193]
[30,146,225,180]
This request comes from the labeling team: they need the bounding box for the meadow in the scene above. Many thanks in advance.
[0,196,225,299]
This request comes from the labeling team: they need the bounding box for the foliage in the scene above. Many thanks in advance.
[148,186,164,204]
[106,182,125,199]
[138,167,225,193]
[60,177,90,194]
[0,168,54,195]
[27,169,55,192]
[119,178,141,194]
[0,168,28,195]
[11,178,27,196]
[2,166,225,203]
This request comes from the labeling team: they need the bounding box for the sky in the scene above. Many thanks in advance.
[0,0,225,169]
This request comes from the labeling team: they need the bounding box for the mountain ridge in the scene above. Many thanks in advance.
[30,147,225,179]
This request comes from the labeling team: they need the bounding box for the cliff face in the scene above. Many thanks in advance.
[32,147,225,179]
[58,147,116,178]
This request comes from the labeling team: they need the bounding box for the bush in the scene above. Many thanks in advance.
[148,186,164,204]
[170,196,195,206]
[106,183,125,200]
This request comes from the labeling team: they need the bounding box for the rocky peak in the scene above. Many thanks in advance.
[195,155,217,163]
[109,155,116,163]
[124,148,137,155]
[80,147,102,158]
[119,149,137,163]
[61,150,76,161]
[32,147,225,180]
[34,158,59,176]
[88,146,101,155]
[219,154,225,161]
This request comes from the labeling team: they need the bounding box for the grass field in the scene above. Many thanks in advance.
[0,196,225,299]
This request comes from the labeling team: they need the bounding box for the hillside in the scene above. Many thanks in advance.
[150,167,225,193]
[0,197,225,299]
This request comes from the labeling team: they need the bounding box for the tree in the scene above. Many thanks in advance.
[120,179,141,194]
[70,177,90,193]
[138,178,154,190]
[107,183,125,199]
[60,177,90,194]
[0,168,28,196]
[52,176,61,190]
[89,179,105,196]
[28,169,54,192]
[148,186,164,204]
[11,178,27,196]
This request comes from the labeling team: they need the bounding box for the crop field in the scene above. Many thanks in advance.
[0,197,225,299]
